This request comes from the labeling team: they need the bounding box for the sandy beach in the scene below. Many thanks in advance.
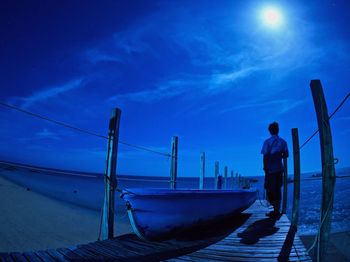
[0,176,133,252]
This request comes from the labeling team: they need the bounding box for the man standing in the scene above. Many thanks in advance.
[261,122,288,217]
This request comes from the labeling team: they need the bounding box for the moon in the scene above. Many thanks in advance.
[261,6,284,28]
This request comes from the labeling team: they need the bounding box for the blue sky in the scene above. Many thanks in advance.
[0,0,349,177]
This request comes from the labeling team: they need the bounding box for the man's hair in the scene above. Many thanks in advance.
[268,122,279,135]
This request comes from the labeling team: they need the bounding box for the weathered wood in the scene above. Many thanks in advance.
[10,253,27,262]
[0,253,14,262]
[291,128,301,227]
[214,161,219,189]
[224,166,228,189]
[199,152,205,190]
[22,252,42,262]
[34,251,57,262]
[170,136,178,189]
[282,157,288,214]
[46,249,70,261]
[310,79,336,261]
[101,108,121,240]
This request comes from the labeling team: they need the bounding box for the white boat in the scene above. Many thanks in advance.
[121,188,257,240]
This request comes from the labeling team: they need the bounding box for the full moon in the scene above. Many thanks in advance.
[261,6,284,28]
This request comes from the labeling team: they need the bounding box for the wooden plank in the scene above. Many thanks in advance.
[56,248,82,260]
[33,251,57,262]
[82,243,125,260]
[97,240,146,257]
[22,252,41,262]
[10,253,28,262]
[0,253,15,262]
[92,241,133,259]
[70,245,103,260]
[45,249,69,262]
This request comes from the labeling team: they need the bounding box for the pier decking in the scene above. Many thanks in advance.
[0,201,311,261]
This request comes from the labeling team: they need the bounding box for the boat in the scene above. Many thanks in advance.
[121,188,257,241]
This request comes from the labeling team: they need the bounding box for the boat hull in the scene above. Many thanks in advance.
[121,188,257,240]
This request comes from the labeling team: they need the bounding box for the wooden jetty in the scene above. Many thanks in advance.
[0,201,311,261]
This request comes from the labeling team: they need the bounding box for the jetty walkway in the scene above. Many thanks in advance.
[0,201,311,261]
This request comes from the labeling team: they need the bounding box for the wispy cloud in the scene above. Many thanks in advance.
[35,128,60,140]
[86,49,121,64]
[13,79,83,109]
[221,98,306,115]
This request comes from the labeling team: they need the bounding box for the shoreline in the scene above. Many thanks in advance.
[0,176,132,252]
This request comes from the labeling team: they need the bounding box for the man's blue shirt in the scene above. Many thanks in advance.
[261,135,288,173]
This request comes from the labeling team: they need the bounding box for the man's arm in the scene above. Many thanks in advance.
[263,154,269,173]
[282,140,289,158]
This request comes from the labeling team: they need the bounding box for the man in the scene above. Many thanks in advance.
[261,122,288,217]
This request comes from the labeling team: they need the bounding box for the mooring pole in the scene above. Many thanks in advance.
[231,170,234,189]
[101,108,121,240]
[291,128,300,228]
[214,161,219,189]
[311,80,336,261]
[200,152,205,189]
[282,157,288,214]
[170,136,178,189]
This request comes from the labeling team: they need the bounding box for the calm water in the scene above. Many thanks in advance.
[0,161,349,236]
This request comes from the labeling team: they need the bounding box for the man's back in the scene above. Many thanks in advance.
[261,135,288,173]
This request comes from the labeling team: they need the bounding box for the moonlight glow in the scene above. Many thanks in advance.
[261,6,284,28]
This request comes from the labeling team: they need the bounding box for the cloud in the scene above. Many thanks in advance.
[35,128,60,140]
[14,79,83,109]
[221,98,306,115]
[109,66,259,104]
[86,49,122,64]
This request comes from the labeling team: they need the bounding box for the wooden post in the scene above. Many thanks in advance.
[217,175,223,189]
[282,158,288,214]
[231,170,234,189]
[311,80,336,261]
[291,128,300,228]
[170,136,178,189]
[200,152,205,190]
[214,161,219,189]
[101,108,121,240]
[224,166,228,189]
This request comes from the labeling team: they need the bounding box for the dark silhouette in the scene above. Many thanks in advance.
[237,217,279,244]
[261,122,289,217]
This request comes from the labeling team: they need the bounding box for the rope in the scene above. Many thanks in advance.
[0,101,172,158]
[119,141,172,158]
[300,92,350,150]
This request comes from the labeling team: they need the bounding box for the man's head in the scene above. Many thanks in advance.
[268,122,279,135]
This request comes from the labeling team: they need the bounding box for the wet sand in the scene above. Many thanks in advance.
[0,176,133,252]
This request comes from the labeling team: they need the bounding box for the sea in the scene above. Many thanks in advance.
[0,160,349,236]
